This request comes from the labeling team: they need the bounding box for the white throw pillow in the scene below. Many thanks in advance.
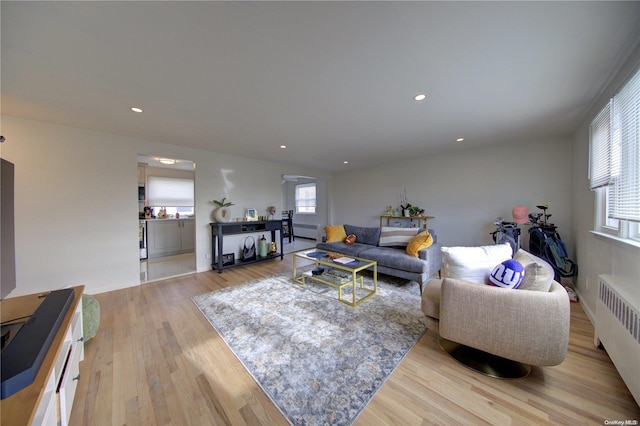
[441,243,513,284]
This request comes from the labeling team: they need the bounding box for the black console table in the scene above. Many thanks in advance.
[210,220,284,273]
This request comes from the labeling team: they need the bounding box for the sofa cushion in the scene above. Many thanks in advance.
[441,243,512,284]
[406,230,434,257]
[378,226,421,247]
[316,241,371,258]
[324,225,347,242]
[359,246,427,274]
[513,249,554,292]
[344,225,381,246]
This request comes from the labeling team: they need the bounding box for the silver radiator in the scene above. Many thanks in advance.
[293,222,321,240]
[595,274,639,404]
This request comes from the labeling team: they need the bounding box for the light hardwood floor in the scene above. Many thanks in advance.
[70,254,640,425]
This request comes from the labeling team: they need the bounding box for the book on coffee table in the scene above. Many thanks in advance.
[324,268,353,284]
[332,257,356,264]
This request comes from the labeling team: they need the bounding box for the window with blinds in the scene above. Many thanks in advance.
[295,183,316,214]
[147,176,194,207]
[589,66,640,243]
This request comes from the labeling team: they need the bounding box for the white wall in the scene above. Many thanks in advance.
[570,43,640,320]
[1,116,329,296]
[330,136,573,250]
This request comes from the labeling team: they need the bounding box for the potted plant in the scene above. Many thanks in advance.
[400,190,424,217]
[408,205,424,217]
[211,197,234,222]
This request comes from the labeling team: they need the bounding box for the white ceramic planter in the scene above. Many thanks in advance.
[213,206,231,223]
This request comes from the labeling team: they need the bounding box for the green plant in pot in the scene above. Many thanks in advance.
[408,205,424,217]
[211,197,234,222]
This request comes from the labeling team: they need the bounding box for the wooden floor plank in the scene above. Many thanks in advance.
[69,254,640,425]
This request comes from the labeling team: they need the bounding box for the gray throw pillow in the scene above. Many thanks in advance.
[514,249,554,292]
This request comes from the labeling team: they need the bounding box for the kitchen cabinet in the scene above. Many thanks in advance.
[138,163,146,184]
[181,219,195,251]
[147,219,194,258]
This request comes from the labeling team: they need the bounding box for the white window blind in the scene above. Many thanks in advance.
[589,99,612,189]
[589,67,640,223]
[610,70,640,222]
[147,176,194,207]
[295,183,316,213]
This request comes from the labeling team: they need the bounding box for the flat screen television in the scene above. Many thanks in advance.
[1,157,16,300]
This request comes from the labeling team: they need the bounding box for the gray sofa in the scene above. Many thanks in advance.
[316,224,443,293]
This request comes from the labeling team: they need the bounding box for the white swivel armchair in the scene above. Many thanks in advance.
[421,246,571,378]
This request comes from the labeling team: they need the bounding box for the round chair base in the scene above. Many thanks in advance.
[437,335,531,379]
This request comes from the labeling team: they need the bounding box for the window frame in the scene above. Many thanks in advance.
[295,182,316,215]
[589,66,640,249]
[594,187,619,236]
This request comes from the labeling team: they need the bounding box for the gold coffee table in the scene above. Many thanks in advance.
[293,250,377,306]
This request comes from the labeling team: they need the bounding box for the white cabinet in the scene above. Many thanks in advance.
[147,219,194,258]
[147,220,181,258]
[31,371,57,426]
[181,219,195,251]
[58,305,84,425]
[8,288,85,426]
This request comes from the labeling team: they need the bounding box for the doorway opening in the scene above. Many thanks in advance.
[138,155,196,283]
[281,174,324,254]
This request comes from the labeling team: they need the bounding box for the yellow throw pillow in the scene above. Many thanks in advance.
[406,230,433,257]
[325,225,347,242]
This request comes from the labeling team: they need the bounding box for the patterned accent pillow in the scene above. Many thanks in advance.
[488,259,525,289]
[378,226,421,247]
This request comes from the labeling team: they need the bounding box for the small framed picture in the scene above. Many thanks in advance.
[246,208,258,221]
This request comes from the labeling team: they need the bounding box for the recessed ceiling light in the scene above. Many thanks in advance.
[413,93,427,102]
[131,107,143,113]
[280,145,287,149]
[456,138,464,142]
[343,161,349,164]
[159,158,176,165]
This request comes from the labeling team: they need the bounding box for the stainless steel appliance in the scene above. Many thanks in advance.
[139,220,147,259]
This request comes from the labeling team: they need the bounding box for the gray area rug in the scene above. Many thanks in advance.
[192,271,426,426]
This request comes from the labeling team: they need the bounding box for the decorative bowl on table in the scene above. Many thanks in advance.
[311,267,325,276]
[327,252,341,260]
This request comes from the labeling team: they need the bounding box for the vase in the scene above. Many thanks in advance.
[268,242,277,255]
[213,206,231,223]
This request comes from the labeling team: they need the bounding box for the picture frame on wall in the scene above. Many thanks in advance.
[246,208,258,221]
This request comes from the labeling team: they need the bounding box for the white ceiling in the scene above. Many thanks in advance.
[2,1,640,172]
